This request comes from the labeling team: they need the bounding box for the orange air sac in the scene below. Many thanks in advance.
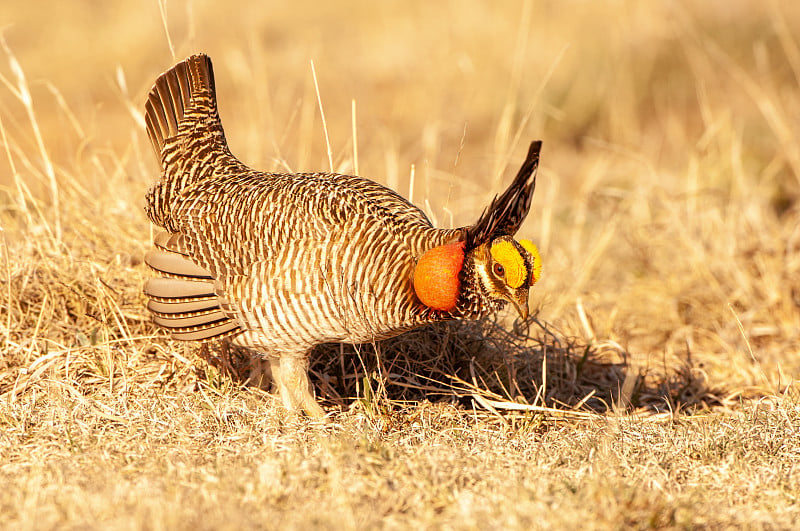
[413,241,465,311]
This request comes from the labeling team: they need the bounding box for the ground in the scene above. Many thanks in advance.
[1,1,799,529]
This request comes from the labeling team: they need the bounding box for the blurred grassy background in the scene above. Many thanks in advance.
[2,1,800,528]
[1,0,799,396]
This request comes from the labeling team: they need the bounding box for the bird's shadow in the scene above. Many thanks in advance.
[200,315,727,416]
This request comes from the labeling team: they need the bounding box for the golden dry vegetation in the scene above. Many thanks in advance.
[1,0,799,528]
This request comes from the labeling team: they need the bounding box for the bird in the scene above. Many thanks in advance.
[142,53,543,418]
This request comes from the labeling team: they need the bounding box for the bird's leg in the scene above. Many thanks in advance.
[245,355,272,389]
[276,353,326,419]
[267,355,282,394]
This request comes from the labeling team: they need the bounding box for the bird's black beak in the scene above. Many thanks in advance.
[510,291,530,321]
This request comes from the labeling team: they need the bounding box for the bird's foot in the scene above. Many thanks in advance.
[270,354,329,422]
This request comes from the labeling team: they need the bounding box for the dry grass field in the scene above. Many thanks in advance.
[1,0,800,528]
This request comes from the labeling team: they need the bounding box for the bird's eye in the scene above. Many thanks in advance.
[493,263,505,277]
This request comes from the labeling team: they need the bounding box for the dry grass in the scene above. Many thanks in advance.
[1,0,800,528]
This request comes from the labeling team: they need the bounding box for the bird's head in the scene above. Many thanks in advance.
[412,235,541,320]
[465,235,541,320]
[412,141,544,320]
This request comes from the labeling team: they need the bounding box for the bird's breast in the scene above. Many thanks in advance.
[231,216,430,351]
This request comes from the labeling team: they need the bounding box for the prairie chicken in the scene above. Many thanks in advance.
[143,54,543,418]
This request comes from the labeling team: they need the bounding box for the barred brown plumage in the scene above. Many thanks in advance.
[143,53,544,418]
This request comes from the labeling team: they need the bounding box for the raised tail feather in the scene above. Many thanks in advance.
[144,53,221,157]
[144,54,239,230]
[144,231,242,342]
[463,141,542,249]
